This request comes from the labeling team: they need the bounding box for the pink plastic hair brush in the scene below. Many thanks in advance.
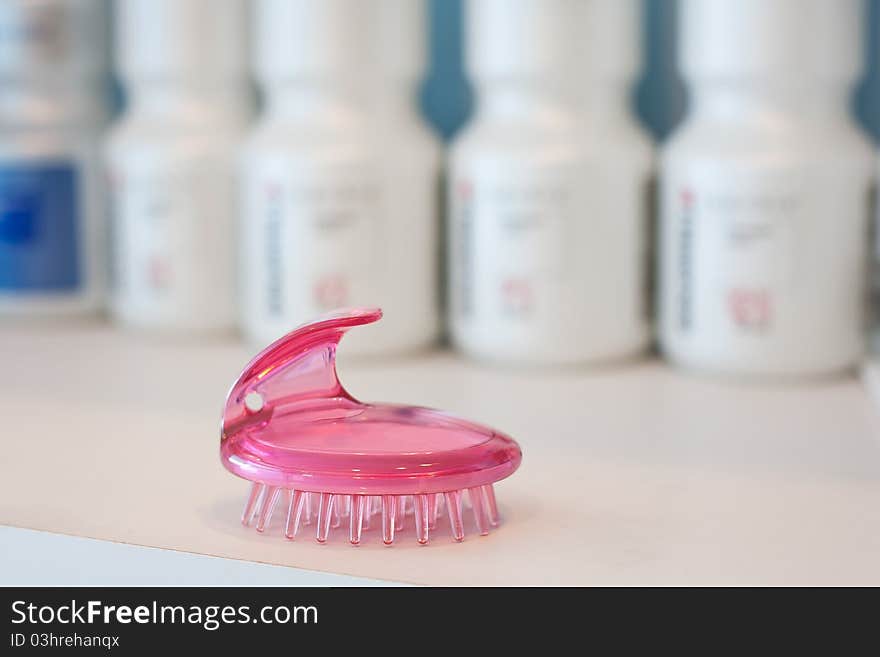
[220,308,522,545]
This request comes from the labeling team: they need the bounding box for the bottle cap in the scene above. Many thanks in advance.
[116,0,248,82]
[0,0,108,82]
[466,0,641,82]
[680,0,864,82]
[254,0,425,83]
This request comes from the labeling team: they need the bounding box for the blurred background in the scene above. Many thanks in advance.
[1,0,879,373]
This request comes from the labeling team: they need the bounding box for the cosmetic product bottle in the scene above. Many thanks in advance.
[659,0,875,378]
[449,0,652,365]
[105,0,249,334]
[0,0,108,317]
[241,0,440,354]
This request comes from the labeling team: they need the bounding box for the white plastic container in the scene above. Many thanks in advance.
[449,0,653,365]
[0,0,108,317]
[105,0,249,334]
[241,0,440,354]
[659,0,875,377]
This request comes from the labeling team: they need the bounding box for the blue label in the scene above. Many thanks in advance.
[0,162,80,291]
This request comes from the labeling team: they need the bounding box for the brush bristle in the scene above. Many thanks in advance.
[240,483,500,545]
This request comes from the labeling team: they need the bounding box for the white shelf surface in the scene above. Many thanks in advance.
[0,526,390,586]
[2,322,880,586]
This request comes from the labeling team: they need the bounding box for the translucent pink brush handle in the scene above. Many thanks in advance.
[221,308,381,441]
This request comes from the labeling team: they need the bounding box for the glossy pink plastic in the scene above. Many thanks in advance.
[221,308,522,545]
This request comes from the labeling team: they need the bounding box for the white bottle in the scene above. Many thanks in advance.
[241,0,440,354]
[449,0,653,365]
[659,0,875,377]
[105,0,249,334]
[0,0,108,317]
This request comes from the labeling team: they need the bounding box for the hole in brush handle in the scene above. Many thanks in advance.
[222,308,383,439]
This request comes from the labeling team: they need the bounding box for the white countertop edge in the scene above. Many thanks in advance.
[0,525,400,587]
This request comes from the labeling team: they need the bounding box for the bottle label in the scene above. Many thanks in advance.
[667,176,800,336]
[662,167,871,353]
[451,172,570,321]
[254,171,380,320]
[450,159,652,359]
[0,163,80,291]
[111,167,233,322]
